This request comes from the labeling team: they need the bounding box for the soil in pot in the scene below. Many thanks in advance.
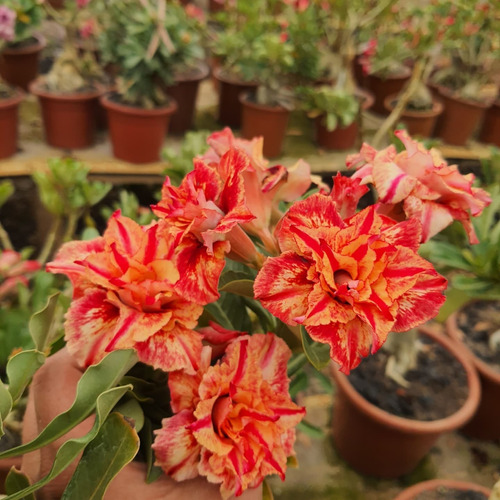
[165,64,209,135]
[101,93,177,164]
[0,36,46,91]
[29,81,103,150]
[239,92,290,158]
[214,68,258,128]
[384,94,444,138]
[433,87,492,146]
[331,328,480,478]
[447,299,500,440]
[0,89,24,160]
[394,479,491,500]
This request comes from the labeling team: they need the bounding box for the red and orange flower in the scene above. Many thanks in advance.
[153,332,305,499]
[254,193,447,373]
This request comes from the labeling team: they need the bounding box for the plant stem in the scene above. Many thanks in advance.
[371,58,427,149]
[37,216,62,266]
[0,222,13,251]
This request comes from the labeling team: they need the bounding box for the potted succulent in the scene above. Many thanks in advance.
[0,0,45,91]
[0,128,457,498]
[0,8,25,160]
[98,0,189,164]
[29,0,105,150]
[297,85,372,150]
[424,183,500,440]
[431,0,499,146]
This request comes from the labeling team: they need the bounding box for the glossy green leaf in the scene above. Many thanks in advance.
[0,349,137,460]
[140,418,163,484]
[29,293,60,352]
[218,279,255,298]
[61,413,140,500]
[297,420,324,439]
[300,326,331,371]
[202,302,233,330]
[5,468,34,499]
[0,380,12,438]
[114,398,144,433]
[289,371,308,398]
[7,350,46,403]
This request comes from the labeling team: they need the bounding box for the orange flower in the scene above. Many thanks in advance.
[347,130,491,243]
[254,194,447,373]
[47,211,221,373]
[153,334,305,499]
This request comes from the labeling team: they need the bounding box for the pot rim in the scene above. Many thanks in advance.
[446,300,500,385]
[1,34,46,56]
[331,326,481,434]
[435,85,494,108]
[213,66,258,87]
[367,65,412,81]
[29,80,105,101]
[100,92,178,117]
[238,91,290,113]
[393,478,491,500]
[0,88,24,108]
[383,92,444,118]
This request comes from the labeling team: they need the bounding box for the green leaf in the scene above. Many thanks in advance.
[300,326,330,371]
[114,398,144,433]
[6,350,46,403]
[297,420,324,439]
[202,302,234,330]
[29,293,60,352]
[0,349,138,460]
[0,180,14,208]
[5,468,34,499]
[140,418,163,484]
[0,380,12,438]
[218,279,255,298]
[262,479,274,500]
[61,413,140,500]
[289,371,308,398]
[287,353,308,377]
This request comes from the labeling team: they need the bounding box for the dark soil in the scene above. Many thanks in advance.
[348,336,469,421]
[414,487,488,499]
[457,300,500,373]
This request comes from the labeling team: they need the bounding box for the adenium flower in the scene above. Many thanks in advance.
[0,6,16,42]
[330,172,369,219]
[254,193,447,374]
[153,148,264,267]
[153,333,305,499]
[0,250,41,301]
[347,130,491,243]
[46,211,221,373]
[201,128,323,255]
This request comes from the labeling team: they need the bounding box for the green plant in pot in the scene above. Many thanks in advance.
[29,0,105,150]
[97,0,204,163]
[430,0,500,145]
[297,84,362,150]
[0,0,45,91]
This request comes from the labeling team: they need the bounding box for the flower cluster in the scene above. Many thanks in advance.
[46,128,489,497]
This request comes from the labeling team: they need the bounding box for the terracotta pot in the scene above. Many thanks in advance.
[30,81,103,150]
[433,86,492,146]
[239,93,290,158]
[478,99,500,147]
[21,348,262,500]
[331,327,481,478]
[0,456,23,493]
[383,93,444,138]
[0,90,24,160]
[366,68,411,115]
[446,301,500,440]
[214,68,258,128]
[314,90,374,151]
[394,479,491,500]
[0,36,46,91]
[165,63,209,135]
[101,94,177,164]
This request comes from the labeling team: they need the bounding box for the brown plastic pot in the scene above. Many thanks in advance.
[314,90,374,151]
[0,36,46,91]
[165,63,209,135]
[30,81,103,150]
[433,86,492,146]
[478,99,500,147]
[383,93,444,138]
[101,94,177,164]
[331,327,481,478]
[366,68,411,115]
[446,301,500,440]
[394,479,491,500]
[0,90,24,160]
[214,68,258,128]
[239,93,290,158]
